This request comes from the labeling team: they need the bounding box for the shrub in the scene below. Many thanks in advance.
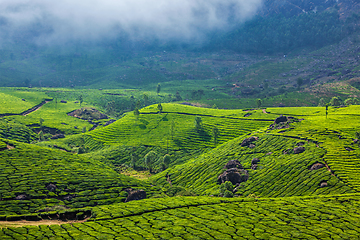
[144,151,157,173]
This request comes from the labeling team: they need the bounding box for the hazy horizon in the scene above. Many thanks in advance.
[0,0,263,46]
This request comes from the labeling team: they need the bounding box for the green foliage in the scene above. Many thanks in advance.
[77,95,83,107]
[131,153,138,169]
[3,195,360,238]
[212,126,219,146]
[156,83,161,94]
[157,103,163,113]
[143,93,149,106]
[163,154,171,169]
[144,150,157,173]
[344,97,359,105]
[0,139,152,215]
[256,98,262,108]
[194,116,202,130]
[297,77,303,90]
[318,98,326,107]
[38,131,45,141]
[89,103,272,150]
[174,91,182,101]
[219,181,234,197]
[213,11,350,54]
[330,96,342,106]
[133,107,140,119]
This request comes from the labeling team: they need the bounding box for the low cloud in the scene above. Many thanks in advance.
[0,0,263,44]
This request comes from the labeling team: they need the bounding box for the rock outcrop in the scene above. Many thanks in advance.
[218,168,249,185]
[125,190,147,202]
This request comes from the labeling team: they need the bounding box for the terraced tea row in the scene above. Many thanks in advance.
[153,134,355,197]
[89,104,273,150]
[0,139,153,215]
[266,105,360,192]
[2,194,360,239]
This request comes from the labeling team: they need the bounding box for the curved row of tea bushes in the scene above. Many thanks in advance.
[153,134,354,197]
[0,139,153,215]
[1,194,360,239]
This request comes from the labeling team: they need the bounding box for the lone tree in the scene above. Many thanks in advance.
[194,116,202,131]
[163,154,171,169]
[78,95,83,106]
[156,83,161,94]
[256,98,262,109]
[134,107,140,119]
[38,130,45,141]
[297,77,303,90]
[174,91,182,101]
[143,93,149,106]
[213,126,220,146]
[39,118,44,129]
[157,103,163,113]
[144,151,157,173]
[131,153,138,169]
[326,103,329,118]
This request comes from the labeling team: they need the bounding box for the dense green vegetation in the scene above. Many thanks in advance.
[211,11,351,54]
[1,81,360,239]
[0,138,158,216]
[1,194,360,239]
[2,1,360,237]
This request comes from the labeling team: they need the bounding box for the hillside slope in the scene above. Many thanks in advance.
[0,138,155,216]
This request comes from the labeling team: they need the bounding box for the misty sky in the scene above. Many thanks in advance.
[0,0,263,44]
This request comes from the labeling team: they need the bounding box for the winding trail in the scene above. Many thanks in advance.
[0,99,53,118]
[0,218,89,228]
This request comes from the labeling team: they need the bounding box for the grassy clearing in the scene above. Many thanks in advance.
[0,88,50,114]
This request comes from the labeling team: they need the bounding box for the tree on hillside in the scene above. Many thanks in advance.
[163,154,171,169]
[143,93,149,106]
[330,96,342,106]
[134,107,140,120]
[318,98,326,107]
[195,116,202,131]
[157,103,163,113]
[78,95,83,106]
[326,103,329,118]
[156,83,161,94]
[297,77,303,90]
[131,153,138,169]
[174,91,182,101]
[38,130,45,141]
[353,98,360,105]
[256,98,262,109]
[39,118,44,129]
[344,98,359,105]
[144,151,157,173]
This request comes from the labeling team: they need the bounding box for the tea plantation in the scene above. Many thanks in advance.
[1,87,360,239]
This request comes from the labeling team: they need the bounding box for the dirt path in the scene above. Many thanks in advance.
[0,99,53,118]
[22,99,53,116]
[262,109,268,114]
[0,218,89,228]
